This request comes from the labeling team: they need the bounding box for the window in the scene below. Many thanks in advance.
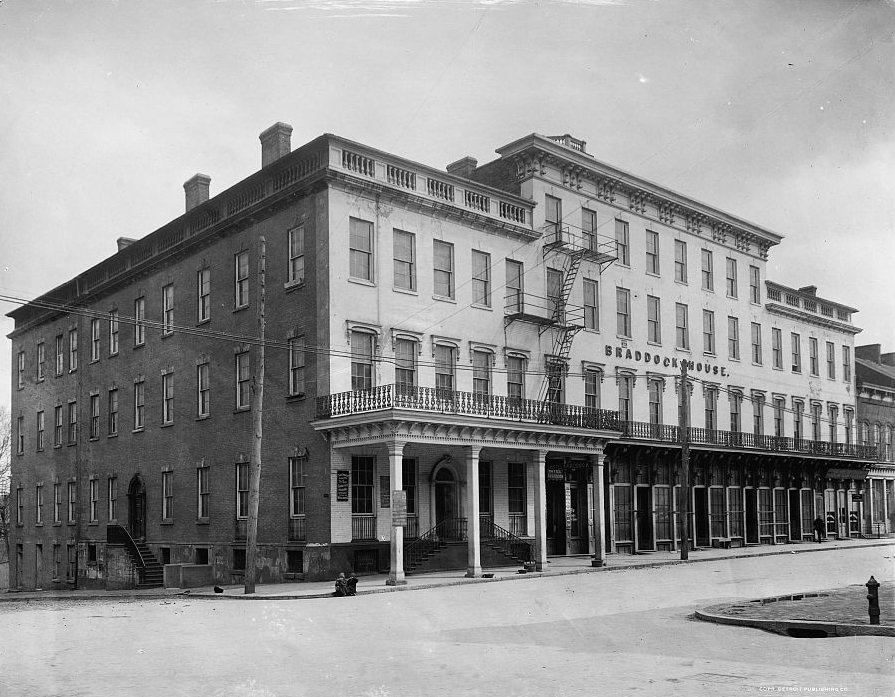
[752,394,765,437]
[89,479,98,522]
[350,332,374,391]
[674,240,687,283]
[134,380,145,430]
[109,310,119,355]
[772,328,783,369]
[505,259,523,313]
[844,408,854,445]
[727,317,740,360]
[235,251,250,307]
[162,284,174,335]
[545,362,565,405]
[546,268,563,323]
[197,363,210,417]
[647,296,661,344]
[197,466,209,519]
[197,269,211,322]
[393,229,415,291]
[54,405,63,447]
[726,258,737,298]
[616,287,631,338]
[68,481,77,523]
[289,456,307,517]
[37,342,45,381]
[288,338,305,397]
[235,463,249,518]
[434,344,456,394]
[793,401,804,441]
[507,355,525,401]
[773,397,785,437]
[751,322,762,365]
[645,231,660,274]
[36,410,44,451]
[648,379,662,425]
[749,266,761,303]
[351,456,375,515]
[472,350,491,396]
[703,310,715,354]
[134,297,145,346]
[618,374,633,421]
[545,195,562,233]
[730,391,743,433]
[828,405,838,443]
[35,485,43,525]
[701,249,714,291]
[394,338,416,392]
[675,303,689,350]
[55,335,64,375]
[811,403,822,441]
[791,333,802,372]
[349,218,374,282]
[69,328,78,371]
[507,462,526,519]
[16,488,23,526]
[67,402,78,445]
[235,352,250,409]
[578,279,599,331]
[582,209,597,251]
[162,372,175,423]
[842,346,851,382]
[162,471,173,520]
[17,351,25,388]
[615,219,630,265]
[472,250,491,306]
[108,477,117,521]
[809,338,819,376]
[826,342,835,379]
[90,394,100,439]
[287,225,305,285]
[91,319,101,361]
[585,369,601,410]
[16,416,24,454]
[433,240,454,298]
[54,483,61,523]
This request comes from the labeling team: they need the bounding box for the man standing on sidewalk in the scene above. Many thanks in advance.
[813,516,826,543]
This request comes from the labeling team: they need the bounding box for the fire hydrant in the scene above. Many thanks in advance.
[866,576,880,625]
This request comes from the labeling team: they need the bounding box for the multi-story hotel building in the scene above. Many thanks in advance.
[6,125,878,590]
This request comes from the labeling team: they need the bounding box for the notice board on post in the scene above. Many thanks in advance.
[391,490,407,527]
[336,470,350,502]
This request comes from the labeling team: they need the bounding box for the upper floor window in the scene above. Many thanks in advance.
[235,352,250,410]
[109,310,119,355]
[16,415,24,454]
[349,218,374,282]
[751,322,762,365]
[69,328,78,372]
[507,355,525,402]
[752,395,765,437]
[645,231,660,275]
[704,387,718,432]
[287,225,305,285]
[91,318,101,361]
[809,337,819,376]
[394,338,417,392]
[725,258,737,298]
[90,394,100,439]
[288,338,305,397]
[17,351,24,389]
[546,268,563,323]
[771,328,782,369]
[584,279,599,331]
[197,269,211,323]
[701,249,714,291]
[749,265,761,304]
[55,335,64,375]
[108,388,118,435]
[37,341,45,381]
[728,316,740,360]
[618,374,634,421]
[828,405,838,443]
[702,310,715,355]
[674,240,687,283]
[290,456,307,518]
[471,250,491,307]
[162,284,174,336]
[54,405,63,447]
[67,401,78,445]
[545,361,565,405]
[842,345,851,382]
[616,287,631,338]
[615,220,630,266]
[350,332,375,391]
[646,295,661,344]
[235,463,249,519]
[433,240,454,299]
[729,391,743,433]
[134,380,145,430]
[472,350,492,397]
[584,369,601,410]
[811,403,822,441]
[826,342,836,380]
[793,401,804,441]
[648,379,663,425]
[844,408,854,445]
[675,303,689,350]
[582,209,597,251]
[505,260,523,314]
[162,372,175,424]
[235,251,250,308]
[134,297,146,347]
[197,363,210,417]
[434,344,456,394]
[36,410,45,451]
[773,397,785,437]
[791,333,802,373]
[545,195,562,233]
[197,466,209,520]
[393,229,415,291]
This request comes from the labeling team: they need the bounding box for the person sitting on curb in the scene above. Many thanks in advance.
[346,573,358,596]
[333,572,348,597]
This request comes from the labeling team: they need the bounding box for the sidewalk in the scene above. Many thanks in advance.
[3,536,893,604]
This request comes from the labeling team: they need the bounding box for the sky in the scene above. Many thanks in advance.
[1,0,893,416]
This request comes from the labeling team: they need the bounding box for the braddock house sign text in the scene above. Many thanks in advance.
[605,343,729,377]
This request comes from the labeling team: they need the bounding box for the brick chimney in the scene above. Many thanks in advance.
[446,156,478,179]
[184,173,211,212]
[881,352,895,367]
[798,285,817,296]
[117,237,138,252]
[260,122,293,168]
[856,344,882,363]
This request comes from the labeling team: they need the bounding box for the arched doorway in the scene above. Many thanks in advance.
[434,468,460,540]
[128,475,146,540]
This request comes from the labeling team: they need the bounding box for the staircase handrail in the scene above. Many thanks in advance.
[480,518,533,563]
[106,524,147,569]
[403,518,467,571]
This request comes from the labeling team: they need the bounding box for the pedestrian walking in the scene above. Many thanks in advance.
[813,516,825,543]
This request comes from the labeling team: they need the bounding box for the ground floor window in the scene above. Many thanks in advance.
[655,486,672,541]
[614,484,633,543]
[351,456,375,515]
[800,489,814,537]
[709,487,726,539]
[758,488,773,538]
[728,487,744,538]
[773,488,788,538]
[507,462,527,535]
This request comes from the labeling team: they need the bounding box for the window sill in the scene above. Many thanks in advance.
[703,352,716,358]
[37,377,45,383]
[133,428,145,434]
[583,328,601,335]
[107,433,118,439]
[470,303,493,311]
[109,351,119,359]
[35,522,44,527]
[675,347,691,353]
[36,447,44,453]
[88,522,98,527]
[432,295,456,304]
[161,332,174,340]
[647,341,662,348]
[53,522,62,527]
[54,444,62,449]
[392,286,417,296]
[728,357,741,363]
[616,335,632,341]
[196,519,210,526]
[134,343,145,350]
[88,437,99,443]
[197,319,211,327]
[234,407,251,414]
[90,359,100,365]
[286,393,306,402]
[196,414,210,421]
[284,279,306,291]
[645,271,660,278]
[233,305,250,313]
[161,422,175,428]
[161,520,173,526]
[674,280,688,287]
[348,278,376,288]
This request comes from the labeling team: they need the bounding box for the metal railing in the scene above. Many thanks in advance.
[352,515,377,541]
[317,384,620,431]
[404,518,467,572]
[481,519,533,563]
[106,524,146,569]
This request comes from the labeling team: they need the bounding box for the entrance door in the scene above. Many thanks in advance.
[128,475,146,540]
[568,483,586,554]
[745,488,759,543]
[836,489,848,538]
[788,490,801,541]
[635,486,653,551]
[694,487,710,547]
[434,469,459,540]
[546,481,565,555]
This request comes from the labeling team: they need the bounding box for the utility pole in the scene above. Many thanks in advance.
[245,237,266,595]
[679,360,690,561]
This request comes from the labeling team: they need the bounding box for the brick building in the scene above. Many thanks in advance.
[6,125,878,591]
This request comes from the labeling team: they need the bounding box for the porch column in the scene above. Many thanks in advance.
[533,449,548,572]
[590,452,607,567]
[464,445,482,578]
[386,439,407,586]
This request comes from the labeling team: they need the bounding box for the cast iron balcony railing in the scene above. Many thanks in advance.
[316,384,620,431]
[618,420,879,459]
